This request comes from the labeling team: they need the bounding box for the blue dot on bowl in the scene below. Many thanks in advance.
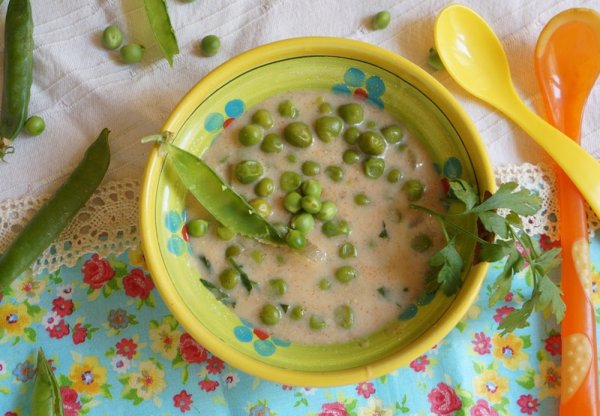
[272,337,291,347]
[254,339,276,356]
[365,76,385,97]
[204,113,225,132]
[167,236,186,256]
[225,99,245,118]
[344,68,365,88]
[443,157,462,179]
[165,211,182,232]
[234,325,253,343]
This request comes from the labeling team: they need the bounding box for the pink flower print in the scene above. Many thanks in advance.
[355,381,375,398]
[517,394,539,414]
[493,306,515,323]
[472,332,492,355]
[409,355,430,372]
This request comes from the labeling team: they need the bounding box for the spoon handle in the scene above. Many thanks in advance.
[500,98,600,218]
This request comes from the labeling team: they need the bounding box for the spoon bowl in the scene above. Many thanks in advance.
[435,5,600,218]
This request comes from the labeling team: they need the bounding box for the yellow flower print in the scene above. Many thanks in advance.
[358,398,394,416]
[149,318,182,360]
[69,356,108,396]
[535,360,561,399]
[492,333,528,370]
[591,269,600,306]
[474,369,509,403]
[129,360,166,400]
[128,244,147,269]
[0,303,32,336]
[12,271,45,304]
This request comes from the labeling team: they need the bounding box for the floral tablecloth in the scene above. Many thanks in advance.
[1,229,599,415]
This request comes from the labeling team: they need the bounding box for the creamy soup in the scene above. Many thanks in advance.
[187,91,445,344]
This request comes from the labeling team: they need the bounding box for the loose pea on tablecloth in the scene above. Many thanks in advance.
[1,228,599,415]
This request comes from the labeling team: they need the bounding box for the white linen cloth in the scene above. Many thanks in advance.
[0,0,598,200]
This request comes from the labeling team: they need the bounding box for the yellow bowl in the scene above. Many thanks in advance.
[140,37,495,387]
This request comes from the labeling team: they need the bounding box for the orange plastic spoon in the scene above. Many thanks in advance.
[534,8,600,415]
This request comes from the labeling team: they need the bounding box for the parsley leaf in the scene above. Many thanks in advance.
[428,239,463,296]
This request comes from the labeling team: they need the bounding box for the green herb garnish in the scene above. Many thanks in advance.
[200,279,235,307]
[378,221,389,239]
[412,179,564,334]
[227,257,257,293]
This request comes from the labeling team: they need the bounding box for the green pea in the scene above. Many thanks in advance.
[225,244,242,258]
[24,116,45,136]
[261,133,284,153]
[372,10,391,30]
[284,122,313,148]
[309,315,326,330]
[354,193,371,206]
[364,157,385,179]
[280,171,302,192]
[428,47,444,70]
[250,250,264,263]
[318,278,331,290]
[335,265,358,283]
[301,179,322,197]
[344,126,361,145]
[358,131,387,155]
[269,278,287,297]
[338,242,357,259]
[316,200,338,221]
[216,225,235,241]
[319,102,332,114]
[325,165,344,182]
[334,305,354,329]
[234,160,263,184]
[260,304,282,325]
[278,99,298,118]
[251,109,274,129]
[102,25,123,50]
[402,179,425,201]
[219,268,240,290]
[366,120,377,129]
[255,177,275,197]
[120,43,145,64]
[315,116,343,142]
[322,219,350,238]
[387,168,402,183]
[291,213,315,234]
[187,219,208,237]
[238,124,264,146]
[302,161,320,176]
[411,234,433,252]
[200,34,220,56]
[338,103,364,125]
[290,305,305,320]
[249,198,272,218]
[283,191,302,213]
[286,153,297,164]
[286,229,306,250]
[381,125,404,144]
[342,149,360,165]
[300,195,322,214]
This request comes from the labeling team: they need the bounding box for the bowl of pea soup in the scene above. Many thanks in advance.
[140,37,495,386]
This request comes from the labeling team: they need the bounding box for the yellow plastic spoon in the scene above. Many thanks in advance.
[434,4,600,218]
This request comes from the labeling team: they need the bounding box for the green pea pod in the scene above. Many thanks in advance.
[0,129,110,289]
[0,0,33,156]
[31,348,64,416]
[162,141,286,245]
[144,0,179,66]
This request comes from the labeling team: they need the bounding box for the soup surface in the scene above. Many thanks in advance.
[187,91,446,344]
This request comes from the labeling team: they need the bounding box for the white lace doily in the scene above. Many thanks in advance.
[0,165,598,276]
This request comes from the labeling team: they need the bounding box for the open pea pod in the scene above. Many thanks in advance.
[31,348,63,416]
[162,141,286,245]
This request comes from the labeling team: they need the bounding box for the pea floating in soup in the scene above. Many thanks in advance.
[187,91,446,344]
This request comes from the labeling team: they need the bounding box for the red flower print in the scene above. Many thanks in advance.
[355,381,375,399]
[470,399,499,416]
[72,323,87,345]
[539,234,560,251]
[319,402,349,416]
[428,382,462,415]
[5,412,18,416]
[282,385,294,390]
[493,306,515,323]
[173,390,193,413]
[52,297,74,317]
[179,333,208,364]
[116,338,138,360]
[504,292,514,302]
[544,334,561,356]
[517,394,539,414]
[198,378,219,392]
[472,332,492,355]
[410,355,430,372]
[82,254,115,289]
[122,268,154,300]
[206,356,224,375]
[48,319,70,339]
[60,387,82,416]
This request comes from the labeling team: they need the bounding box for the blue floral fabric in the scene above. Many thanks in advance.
[1,232,599,416]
